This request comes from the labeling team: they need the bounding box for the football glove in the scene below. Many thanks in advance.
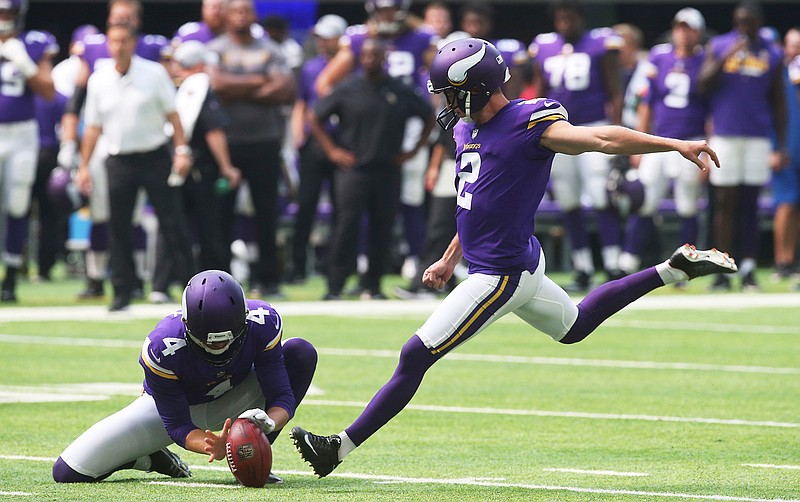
[0,38,38,79]
[57,141,79,170]
[238,408,275,435]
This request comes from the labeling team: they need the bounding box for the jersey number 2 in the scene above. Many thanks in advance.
[456,152,481,210]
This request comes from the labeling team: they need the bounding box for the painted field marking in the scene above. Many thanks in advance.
[0,293,798,322]
[0,492,32,497]
[148,481,240,489]
[150,468,800,502]
[318,348,800,375]
[743,464,800,470]
[0,382,324,404]
[2,333,798,376]
[543,467,649,477]
[1,456,794,502]
[304,399,800,428]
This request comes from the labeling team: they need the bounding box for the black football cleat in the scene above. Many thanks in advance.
[148,448,192,478]
[564,270,593,293]
[669,244,737,280]
[290,426,341,478]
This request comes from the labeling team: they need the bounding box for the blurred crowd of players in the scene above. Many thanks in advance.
[0,0,798,309]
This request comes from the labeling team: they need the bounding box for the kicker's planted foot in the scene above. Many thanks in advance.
[290,426,341,478]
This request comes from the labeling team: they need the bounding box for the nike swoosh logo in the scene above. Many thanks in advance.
[447,43,486,85]
[303,435,318,456]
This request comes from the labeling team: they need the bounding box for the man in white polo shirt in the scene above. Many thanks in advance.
[77,22,195,311]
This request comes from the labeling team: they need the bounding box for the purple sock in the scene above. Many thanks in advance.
[345,336,438,446]
[624,216,655,256]
[90,223,109,252]
[563,209,590,249]
[678,216,698,247]
[596,208,622,248]
[4,216,28,256]
[133,225,147,251]
[234,215,256,243]
[736,185,760,259]
[560,267,664,344]
[401,204,426,257]
[53,456,113,483]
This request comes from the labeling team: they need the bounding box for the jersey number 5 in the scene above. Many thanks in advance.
[456,151,481,210]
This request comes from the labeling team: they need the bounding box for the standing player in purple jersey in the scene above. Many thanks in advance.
[57,0,170,302]
[530,0,625,291]
[290,38,738,478]
[698,1,785,291]
[53,270,318,485]
[618,8,709,276]
[0,0,57,302]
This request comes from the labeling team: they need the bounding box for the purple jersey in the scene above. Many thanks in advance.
[299,55,327,105]
[172,21,218,46]
[0,30,59,123]
[81,32,169,73]
[530,28,622,125]
[344,24,436,93]
[643,44,708,139]
[34,92,68,148]
[453,98,568,275]
[707,31,783,138]
[139,299,293,446]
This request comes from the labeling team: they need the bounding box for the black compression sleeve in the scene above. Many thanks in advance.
[65,84,87,116]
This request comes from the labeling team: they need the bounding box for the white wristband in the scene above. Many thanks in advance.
[174,145,192,156]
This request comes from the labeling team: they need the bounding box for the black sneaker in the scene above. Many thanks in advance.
[668,244,737,279]
[109,290,132,312]
[741,271,760,292]
[77,279,105,299]
[359,290,387,300]
[709,274,732,291]
[148,448,191,478]
[1,289,17,303]
[564,271,593,293]
[290,426,341,478]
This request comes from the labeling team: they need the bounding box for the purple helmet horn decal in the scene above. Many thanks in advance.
[447,43,486,86]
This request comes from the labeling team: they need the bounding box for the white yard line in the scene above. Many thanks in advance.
[303,399,800,428]
[543,467,649,477]
[743,464,800,470]
[1,456,794,502]
[1,334,798,376]
[0,293,799,322]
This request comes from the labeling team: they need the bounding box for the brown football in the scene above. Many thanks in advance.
[225,418,272,487]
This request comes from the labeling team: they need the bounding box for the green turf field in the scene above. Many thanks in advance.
[0,274,798,501]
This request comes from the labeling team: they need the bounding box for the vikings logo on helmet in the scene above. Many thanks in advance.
[0,0,28,36]
[427,38,511,129]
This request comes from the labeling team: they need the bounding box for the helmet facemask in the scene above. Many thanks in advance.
[185,321,247,366]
